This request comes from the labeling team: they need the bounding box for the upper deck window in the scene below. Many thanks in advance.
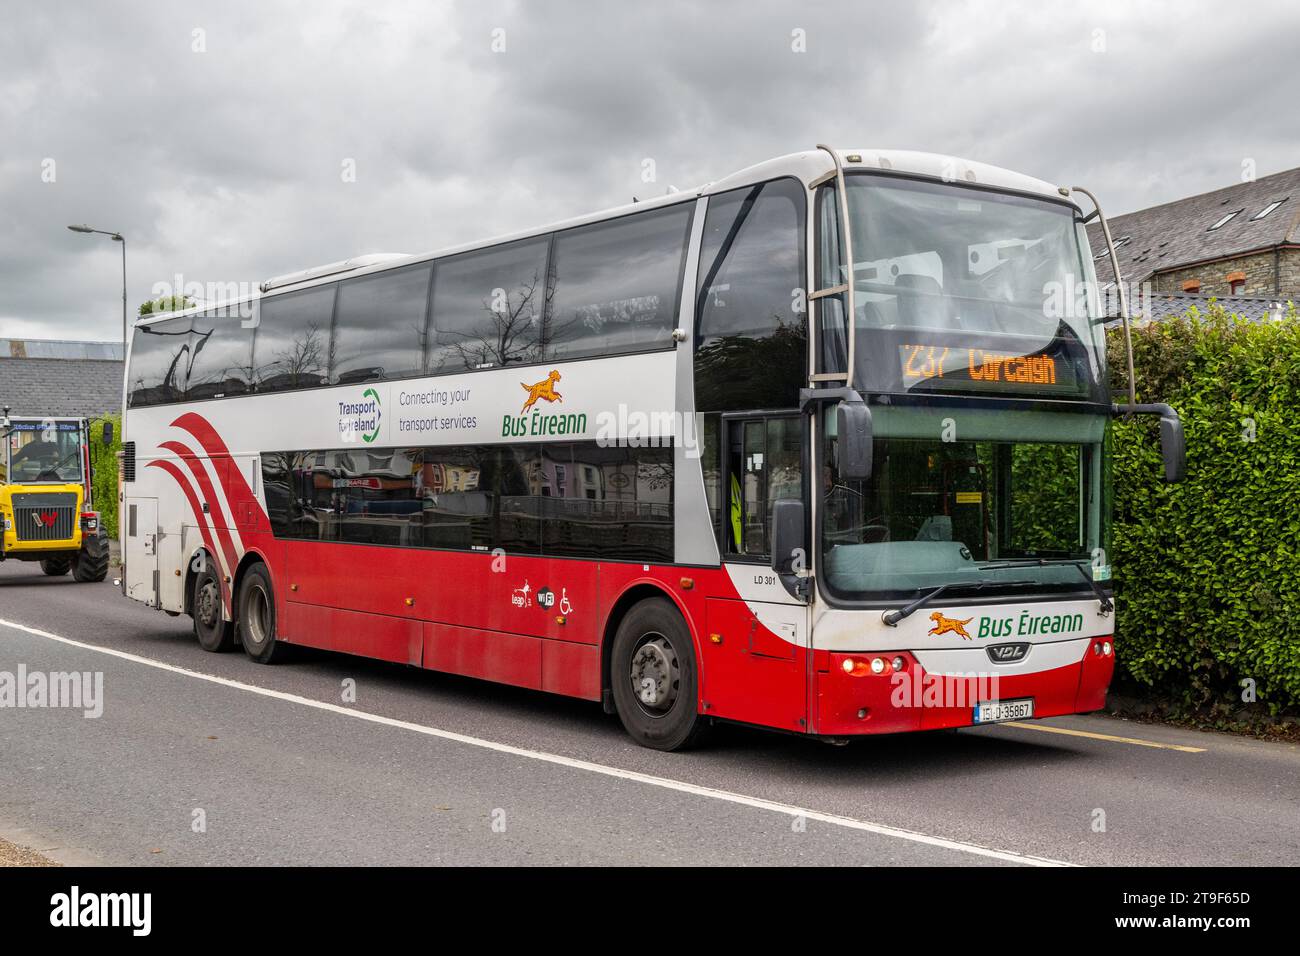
[427,238,549,373]
[331,264,431,384]
[127,316,191,407]
[694,178,806,411]
[544,203,692,362]
[187,308,254,399]
[253,285,335,392]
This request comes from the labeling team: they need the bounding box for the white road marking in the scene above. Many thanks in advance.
[1,616,1072,867]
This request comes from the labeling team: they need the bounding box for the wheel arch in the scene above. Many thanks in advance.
[599,580,702,715]
[231,547,272,607]
[184,545,271,619]
[181,545,211,616]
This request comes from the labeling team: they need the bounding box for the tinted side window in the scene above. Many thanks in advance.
[428,239,549,373]
[694,179,807,411]
[187,309,254,400]
[417,445,492,550]
[545,443,673,562]
[276,448,426,546]
[484,445,543,555]
[253,285,335,392]
[127,317,191,407]
[261,452,295,538]
[332,265,431,385]
[545,205,692,361]
[261,441,674,561]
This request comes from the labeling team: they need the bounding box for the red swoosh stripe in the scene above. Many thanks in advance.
[146,459,231,609]
[170,412,271,534]
[158,439,241,587]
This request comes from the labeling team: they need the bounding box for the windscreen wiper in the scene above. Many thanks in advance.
[881,579,1035,627]
[1072,562,1114,614]
[979,558,1114,614]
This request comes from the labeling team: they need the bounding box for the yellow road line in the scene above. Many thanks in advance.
[1000,721,1207,753]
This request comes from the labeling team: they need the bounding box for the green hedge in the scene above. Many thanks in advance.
[1107,304,1300,713]
[88,413,121,538]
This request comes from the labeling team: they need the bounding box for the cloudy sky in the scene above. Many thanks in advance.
[3,0,1297,341]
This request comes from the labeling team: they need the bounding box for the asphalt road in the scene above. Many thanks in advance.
[1,559,1297,866]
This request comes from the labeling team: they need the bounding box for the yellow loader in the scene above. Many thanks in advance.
[0,407,112,582]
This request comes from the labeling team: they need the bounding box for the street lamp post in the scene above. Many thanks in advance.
[68,225,127,348]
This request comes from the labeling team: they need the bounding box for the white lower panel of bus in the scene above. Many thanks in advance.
[912,636,1091,677]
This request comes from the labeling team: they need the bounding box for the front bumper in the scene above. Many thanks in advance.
[812,637,1115,735]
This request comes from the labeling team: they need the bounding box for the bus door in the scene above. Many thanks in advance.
[124,497,159,607]
[703,414,809,733]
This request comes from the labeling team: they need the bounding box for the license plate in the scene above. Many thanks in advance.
[973,698,1034,723]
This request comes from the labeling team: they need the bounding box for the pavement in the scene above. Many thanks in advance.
[1,558,1298,866]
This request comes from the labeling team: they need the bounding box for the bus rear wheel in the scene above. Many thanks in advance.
[40,558,71,576]
[192,563,235,652]
[236,563,286,664]
[610,598,706,751]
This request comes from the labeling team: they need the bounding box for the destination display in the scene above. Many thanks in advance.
[898,342,1080,395]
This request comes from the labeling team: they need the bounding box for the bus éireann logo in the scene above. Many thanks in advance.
[521,370,562,413]
[928,612,974,640]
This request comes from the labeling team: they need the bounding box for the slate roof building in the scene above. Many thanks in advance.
[0,338,125,419]
[1087,166,1300,321]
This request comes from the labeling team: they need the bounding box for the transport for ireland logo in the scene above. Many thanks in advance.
[339,388,381,443]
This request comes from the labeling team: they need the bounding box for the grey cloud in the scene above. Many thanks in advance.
[1,0,1296,341]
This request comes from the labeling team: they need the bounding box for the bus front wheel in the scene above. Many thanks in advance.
[610,598,707,752]
[236,563,286,664]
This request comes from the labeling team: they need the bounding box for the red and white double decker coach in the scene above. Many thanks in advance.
[118,147,1184,749]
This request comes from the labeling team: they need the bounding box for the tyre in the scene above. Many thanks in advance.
[40,558,71,576]
[192,560,234,652]
[610,597,707,751]
[71,529,109,583]
[236,563,286,664]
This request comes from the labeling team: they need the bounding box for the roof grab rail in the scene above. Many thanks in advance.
[1065,185,1137,412]
[809,144,856,390]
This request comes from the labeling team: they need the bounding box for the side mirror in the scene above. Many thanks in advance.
[770,499,805,575]
[836,400,873,480]
[1157,408,1185,483]
[102,420,114,446]
[1118,403,1185,483]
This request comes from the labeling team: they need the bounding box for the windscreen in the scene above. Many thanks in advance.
[820,405,1110,600]
[818,175,1107,401]
[3,421,84,484]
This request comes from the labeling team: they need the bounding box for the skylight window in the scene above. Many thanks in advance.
[1251,198,1287,221]
[1208,211,1241,231]
[1094,236,1131,259]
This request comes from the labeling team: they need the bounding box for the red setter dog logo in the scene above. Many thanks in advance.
[928,611,974,640]
[521,370,563,413]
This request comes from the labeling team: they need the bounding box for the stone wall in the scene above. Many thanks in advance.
[1152,248,1300,299]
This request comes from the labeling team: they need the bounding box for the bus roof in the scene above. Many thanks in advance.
[136,147,1068,328]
